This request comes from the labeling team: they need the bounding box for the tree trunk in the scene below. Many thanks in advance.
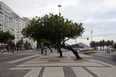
[46,46,53,52]
[56,44,63,57]
[61,45,82,60]
[37,42,39,48]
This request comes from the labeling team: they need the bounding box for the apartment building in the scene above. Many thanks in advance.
[0,2,36,48]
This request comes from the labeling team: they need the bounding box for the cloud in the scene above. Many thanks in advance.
[1,0,116,45]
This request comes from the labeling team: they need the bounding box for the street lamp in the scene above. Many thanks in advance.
[58,4,62,14]
[91,30,93,42]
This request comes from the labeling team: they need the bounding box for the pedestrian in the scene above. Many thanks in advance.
[111,48,114,53]
[7,46,10,53]
[41,47,44,54]
[107,48,110,54]
[0,47,3,54]
[44,47,47,55]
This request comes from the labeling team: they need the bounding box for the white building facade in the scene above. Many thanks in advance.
[0,2,36,48]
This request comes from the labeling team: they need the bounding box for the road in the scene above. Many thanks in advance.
[0,50,39,77]
[0,50,116,77]
[85,51,116,65]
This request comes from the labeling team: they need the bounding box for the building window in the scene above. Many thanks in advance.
[0,27,2,31]
[0,15,2,18]
[0,11,2,14]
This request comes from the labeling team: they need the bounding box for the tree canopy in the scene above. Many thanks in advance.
[24,41,31,50]
[16,39,24,48]
[22,13,84,44]
[0,31,15,44]
[90,40,115,50]
[22,13,84,59]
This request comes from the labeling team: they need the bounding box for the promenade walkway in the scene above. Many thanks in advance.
[7,50,116,77]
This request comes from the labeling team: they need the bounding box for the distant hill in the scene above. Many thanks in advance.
[78,42,90,48]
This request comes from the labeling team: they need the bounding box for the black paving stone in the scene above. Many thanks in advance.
[63,66,77,77]
[38,67,45,77]
[82,67,99,77]
[0,70,30,77]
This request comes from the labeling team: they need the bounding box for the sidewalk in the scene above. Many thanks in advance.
[9,50,116,77]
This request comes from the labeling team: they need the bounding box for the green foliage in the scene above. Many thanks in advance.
[113,43,116,49]
[24,41,31,49]
[22,13,84,45]
[0,31,15,44]
[90,40,115,48]
[7,40,15,48]
[90,41,98,47]
[16,39,24,48]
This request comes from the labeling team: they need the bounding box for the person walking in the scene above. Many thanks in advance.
[0,47,3,54]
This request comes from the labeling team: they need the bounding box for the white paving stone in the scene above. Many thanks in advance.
[18,61,104,67]
[24,67,42,77]
[42,67,65,77]
[87,67,116,77]
[72,67,93,77]
[63,52,72,58]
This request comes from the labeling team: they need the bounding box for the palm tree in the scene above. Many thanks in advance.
[106,40,110,47]
[113,43,116,49]
[99,41,103,51]
[90,41,96,48]
[110,40,114,48]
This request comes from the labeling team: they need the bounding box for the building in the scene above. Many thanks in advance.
[0,2,36,48]
[0,2,16,34]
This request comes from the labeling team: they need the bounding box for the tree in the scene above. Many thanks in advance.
[110,40,114,47]
[0,31,15,44]
[98,40,105,51]
[41,39,53,53]
[22,13,84,59]
[90,41,96,48]
[106,40,111,48]
[101,40,105,50]
[113,43,116,49]
[24,41,31,50]
[99,41,104,51]
[7,40,14,48]
[16,39,24,50]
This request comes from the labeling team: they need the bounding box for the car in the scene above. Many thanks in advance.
[82,49,96,54]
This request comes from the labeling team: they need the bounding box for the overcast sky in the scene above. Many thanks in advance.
[1,0,116,45]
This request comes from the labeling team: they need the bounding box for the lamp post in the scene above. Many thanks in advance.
[58,5,62,14]
[91,30,93,42]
